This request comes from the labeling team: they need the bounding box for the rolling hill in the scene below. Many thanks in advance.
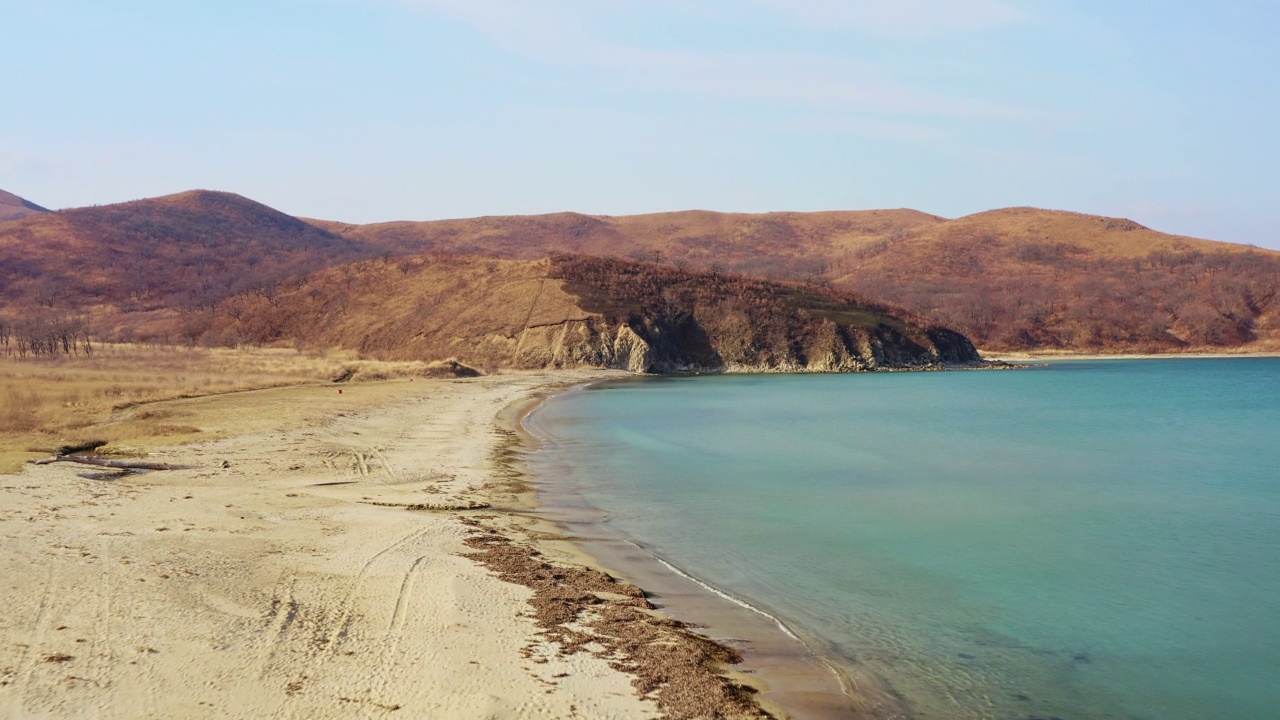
[0,191,980,371]
[0,190,373,338]
[323,207,1280,352]
[0,190,48,223]
[840,208,1280,350]
[3,188,1276,355]
[308,208,947,281]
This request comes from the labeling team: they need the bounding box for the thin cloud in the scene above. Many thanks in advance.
[626,52,1029,120]
[385,0,593,58]
[381,0,1033,122]
[745,0,1028,37]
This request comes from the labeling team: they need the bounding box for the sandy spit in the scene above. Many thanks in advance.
[0,370,775,719]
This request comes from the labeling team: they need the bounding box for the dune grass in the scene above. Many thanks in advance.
[0,344,447,473]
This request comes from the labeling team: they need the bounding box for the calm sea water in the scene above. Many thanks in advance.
[526,360,1280,720]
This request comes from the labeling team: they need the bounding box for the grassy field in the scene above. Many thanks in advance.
[0,344,444,473]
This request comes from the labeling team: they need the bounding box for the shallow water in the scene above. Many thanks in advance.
[526,360,1280,720]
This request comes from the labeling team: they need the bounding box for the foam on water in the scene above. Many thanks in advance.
[527,359,1280,720]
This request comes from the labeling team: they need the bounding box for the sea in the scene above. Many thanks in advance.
[522,359,1280,720]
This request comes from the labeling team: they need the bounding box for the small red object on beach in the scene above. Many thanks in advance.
[338,389,343,394]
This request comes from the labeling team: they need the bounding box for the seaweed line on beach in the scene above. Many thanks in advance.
[460,517,773,720]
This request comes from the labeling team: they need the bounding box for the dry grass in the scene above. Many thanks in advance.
[0,344,462,474]
[203,255,562,365]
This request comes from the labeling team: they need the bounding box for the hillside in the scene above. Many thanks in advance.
[838,208,1280,350]
[4,188,1276,354]
[328,207,1280,352]
[192,254,981,373]
[318,208,946,281]
[0,190,373,338]
[0,190,48,222]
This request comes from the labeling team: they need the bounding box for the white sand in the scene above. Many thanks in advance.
[0,371,661,719]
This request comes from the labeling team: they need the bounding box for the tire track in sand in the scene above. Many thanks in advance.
[323,524,431,651]
[255,572,300,680]
[385,555,428,653]
[85,535,117,718]
[12,560,59,708]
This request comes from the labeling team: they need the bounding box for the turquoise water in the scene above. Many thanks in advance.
[527,360,1280,720]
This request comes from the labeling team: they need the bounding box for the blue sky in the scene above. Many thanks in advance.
[3,1,1278,247]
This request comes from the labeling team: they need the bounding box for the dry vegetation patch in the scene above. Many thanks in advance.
[0,344,464,473]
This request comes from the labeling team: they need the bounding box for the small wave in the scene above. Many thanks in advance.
[646,553,801,640]
[641,549,863,701]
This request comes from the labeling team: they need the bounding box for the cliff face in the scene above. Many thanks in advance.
[545,255,981,373]
[404,314,980,375]
[522,313,980,374]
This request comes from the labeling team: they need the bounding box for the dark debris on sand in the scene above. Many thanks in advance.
[460,518,772,720]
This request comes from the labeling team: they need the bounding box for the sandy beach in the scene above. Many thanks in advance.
[0,371,786,719]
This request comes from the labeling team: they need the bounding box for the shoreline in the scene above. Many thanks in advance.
[477,374,787,718]
[983,349,1280,362]
[515,379,906,720]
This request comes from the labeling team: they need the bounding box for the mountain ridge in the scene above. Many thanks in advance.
[311,202,1279,352]
[3,189,1276,354]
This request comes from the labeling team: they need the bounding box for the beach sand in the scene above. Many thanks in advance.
[0,371,801,719]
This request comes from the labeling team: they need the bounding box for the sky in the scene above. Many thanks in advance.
[3,0,1278,248]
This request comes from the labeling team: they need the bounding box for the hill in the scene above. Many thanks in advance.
[840,208,1280,350]
[0,190,373,338]
[0,190,49,222]
[328,207,1280,352]
[4,188,1276,354]
[318,208,946,281]
[192,254,981,373]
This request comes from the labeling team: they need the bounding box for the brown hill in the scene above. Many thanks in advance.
[5,188,1275,354]
[841,208,1280,350]
[316,208,946,281]
[191,254,980,373]
[0,190,373,336]
[0,190,49,222]
[327,207,1280,352]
